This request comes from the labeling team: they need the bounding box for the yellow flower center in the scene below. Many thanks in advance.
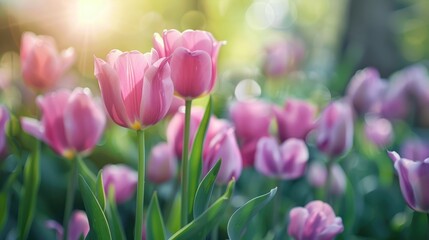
[63,149,76,160]
[131,121,142,130]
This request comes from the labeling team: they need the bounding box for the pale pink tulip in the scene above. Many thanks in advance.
[364,116,393,147]
[263,38,305,78]
[307,162,346,196]
[46,210,90,240]
[102,164,138,203]
[94,49,173,130]
[148,143,177,184]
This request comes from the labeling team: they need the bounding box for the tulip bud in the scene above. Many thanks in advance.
[102,164,138,204]
[255,137,308,180]
[364,116,393,147]
[148,143,177,184]
[20,32,76,90]
[46,210,90,240]
[316,100,354,157]
[0,106,9,158]
[288,200,344,240]
[307,162,346,196]
[274,99,316,141]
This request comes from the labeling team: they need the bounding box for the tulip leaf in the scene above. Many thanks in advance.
[193,159,221,218]
[227,187,277,240]
[77,157,97,189]
[166,192,181,234]
[147,192,167,240]
[187,96,212,221]
[17,140,40,240]
[95,170,106,210]
[0,191,8,230]
[106,186,126,240]
[78,175,112,240]
[169,179,235,240]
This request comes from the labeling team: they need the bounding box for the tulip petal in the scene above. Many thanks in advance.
[20,117,44,141]
[60,47,76,73]
[162,29,182,56]
[279,138,308,179]
[68,211,90,240]
[288,207,309,239]
[102,164,138,203]
[255,137,281,177]
[181,30,213,53]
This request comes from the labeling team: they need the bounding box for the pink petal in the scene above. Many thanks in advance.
[162,29,182,56]
[254,137,281,178]
[68,210,90,240]
[279,138,308,179]
[60,47,76,73]
[20,117,44,141]
[180,30,213,53]
[102,164,138,203]
[288,207,309,239]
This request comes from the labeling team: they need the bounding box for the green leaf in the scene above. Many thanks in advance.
[227,187,277,240]
[187,96,212,221]
[106,186,126,240]
[147,192,167,240]
[77,157,96,189]
[17,140,40,240]
[0,192,8,230]
[78,175,112,240]
[166,193,181,234]
[193,159,221,218]
[95,170,106,210]
[169,179,235,240]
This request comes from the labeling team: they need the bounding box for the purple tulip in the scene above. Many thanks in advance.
[316,100,354,157]
[148,143,177,184]
[364,116,393,148]
[255,137,308,180]
[46,210,89,240]
[346,67,387,114]
[400,138,429,162]
[0,105,9,157]
[388,151,429,212]
[274,99,316,141]
[21,88,106,159]
[240,139,258,167]
[307,162,346,196]
[102,164,138,204]
[288,200,344,240]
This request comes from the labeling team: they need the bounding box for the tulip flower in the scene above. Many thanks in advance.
[46,210,90,240]
[21,88,106,159]
[20,32,76,90]
[229,100,272,141]
[364,116,393,147]
[388,151,429,212]
[316,100,354,157]
[255,137,308,180]
[0,105,9,157]
[263,38,305,78]
[274,99,316,141]
[148,143,177,184]
[346,67,387,114]
[288,200,344,240]
[153,29,224,99]
[102,164,138,204]
[240,139,259,167]
[94,49,174,130]
[400,138,429,162]
[307,162,346,196]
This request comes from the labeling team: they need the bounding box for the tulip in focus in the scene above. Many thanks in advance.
[0,105,9,157]
[94,49,174,130]
[364,116,393,147]
[316,100,354,157]
[274,99,316,141]
[21,88,106,159]
[307,162,346,196]
[263,38,305,78]
[102,164,138,204]
[148,143,177,184]
[153,29,225,99]
[388,151,429,212]
[255,137,308,179]
[20,32,76,90]
[46,210,90,240]
[288,200,344,240]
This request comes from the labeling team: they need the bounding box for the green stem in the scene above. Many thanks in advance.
[63,155,79,240]
[134,130,146,240]
[323,158,334,203]
[181,100,192,227]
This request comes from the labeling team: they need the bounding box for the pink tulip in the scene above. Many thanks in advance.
[255,137,308,179]
[0,106,9,157]
[346,67,387,114]
[240,139,259,167]
[288,200,343,240]
[102,164,138,204]
[94,49,174,130]
[307,162,346,196]
[263,38,305,78]
[229,100,272,141]
[21,88,105,159]
[46,210,90,240]
[364,116,393,147]
[20,32,76,90]
[148,143,177,184]
[153,29,224,99]
[316,100,354,157]
[274,99,316,141]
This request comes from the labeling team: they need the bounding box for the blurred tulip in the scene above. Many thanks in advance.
[346,67,387,114]
[21,88,105,159]
[388,151,429,212]
[274,99,316,141]
[0,105,9,157]
[229,100,272,141]
[316,100,354,157]
[20,32,75,90]
[153,29,224,99]
[288,200,343,240]
[94,49,173,130]
[240,139,258,167]
[255,137,308,180]
[364,116,393,147]
[400,138,429,161]
[263,38,305,78]
[46,210,89,240]
[307,162,346,196]
[167,96,185,116]
[148,143,177,184]
[102,164,138,204]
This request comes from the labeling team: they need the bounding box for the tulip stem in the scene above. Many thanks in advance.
[323,158,334,203]
[135,130,146,240]
[63,155,79,240]
[181,99,192,227]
